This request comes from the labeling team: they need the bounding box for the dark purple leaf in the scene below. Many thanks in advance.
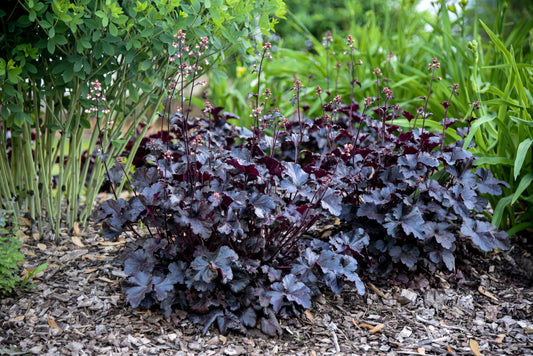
[316,250,361,294]
[107,164,124,185]
[227,158,259,176]
[428,248,455,270]
[320,187,342,216]
[281,162,309,193]
[124,249,155,276]
[212,246,239,283]
[417,152,439,168]
[384,204,426,240]
[217,311,247,335]
[330,228,370,254]
[475,168,509,195]
[426,222,455,249]
[124,196,147,222]
[167,261,187,284]
[440,117,457,129]
[125,271,151,308]
[130,167,160,191]
[362,186,396,206]
[262,265,283,283]
[402,110,414,121]
[258,156,283,177]
[189,310,224,336]
[389,245,420,268]
[240,307,257,328]
[152,274,175,301]
[260,309,282,337]
[460,218,510,252]
[249,193,276,219]
[268,274,312,312]
[408,274,430,289]
[291,248,319,284]
[357,202,386,223]
[441,146,473,166]
[141,183,164,205]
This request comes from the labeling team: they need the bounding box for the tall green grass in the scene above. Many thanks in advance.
[427,1,533,235]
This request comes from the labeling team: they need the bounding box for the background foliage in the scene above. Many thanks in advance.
[206,0,533,235]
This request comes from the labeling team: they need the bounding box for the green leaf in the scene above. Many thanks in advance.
[124,50,135,64]
[514,138,533,180]
[60,13,72,22]
[7,69,21,84]
[510,116,533,127]
[92,29,102,42]
[95,10,108,26]
[29,9,37,22]
[20,262,48,289]
[109,22,119,36]
[463,115,496,150]
[54,35,68,45]
[80,116,91,129]
[39,19,52,29]
[192,0,201,13]
[13,112,31,127]
[81,38,92,49]
[94,42,103,58]
[47,39,55,54]
[474,157,514,167]
[51,62,68,75]
[127,82,139,102]
[507,221,533,237]
[181,4,193,15]
[102,42,115,56]
[62,67,74,82]
[134,80,152,93]
[140,59,151,71]
[112,138,127,147]
[511,173,533,205]
[492,195,513,227]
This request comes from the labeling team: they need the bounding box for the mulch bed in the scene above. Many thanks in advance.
[1,220,532,356]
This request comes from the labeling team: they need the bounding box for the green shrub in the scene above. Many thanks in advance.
[0,0,286,236]
[0,208,49,296]
[0,210,24,296]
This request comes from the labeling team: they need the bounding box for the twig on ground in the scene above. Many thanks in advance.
[415,315,466,331]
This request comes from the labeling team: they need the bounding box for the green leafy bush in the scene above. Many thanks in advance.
[0,210,24,296]
[0,209,47,296]
[0,0,286,236]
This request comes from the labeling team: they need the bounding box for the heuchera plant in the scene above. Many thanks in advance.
[92,33,509,336]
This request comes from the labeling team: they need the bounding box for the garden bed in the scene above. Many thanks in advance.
[1,220,531,356]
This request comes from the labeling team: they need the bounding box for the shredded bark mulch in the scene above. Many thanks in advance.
[1,221,532,356]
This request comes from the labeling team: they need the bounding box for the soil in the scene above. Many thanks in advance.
[1,220,532,356]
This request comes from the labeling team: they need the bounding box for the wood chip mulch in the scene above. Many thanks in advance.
[1,222,532,356]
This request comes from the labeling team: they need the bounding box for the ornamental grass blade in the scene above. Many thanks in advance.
[511,173,533,205]
[513,138,532,180]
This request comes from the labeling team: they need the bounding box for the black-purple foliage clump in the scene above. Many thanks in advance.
[92,36,509,336]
